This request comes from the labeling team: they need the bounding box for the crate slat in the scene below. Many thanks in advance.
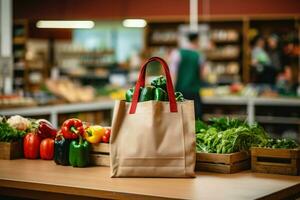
[251,147,300,176]
[196,159,250,173]
[0,141,22,160]
[89,154,110,166]
[197,152,231,164]
[91,143,110,153]
[196,151,250,173]
[90,143,110,166]
[251,147,300,159]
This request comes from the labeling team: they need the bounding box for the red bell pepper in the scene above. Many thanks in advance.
[40,138,54,160]
[61,118,84,140]
[24,132,41,159]
[36,119,57,139]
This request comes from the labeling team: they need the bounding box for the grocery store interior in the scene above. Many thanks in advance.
[1,0,299,139]
[1,0,300,199]
[0,0,300,140]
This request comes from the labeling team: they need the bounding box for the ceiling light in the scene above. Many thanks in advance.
[122,19,147,28]
[36,20,95,29]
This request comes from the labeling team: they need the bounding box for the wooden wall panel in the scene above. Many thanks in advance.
[14,0,300,20]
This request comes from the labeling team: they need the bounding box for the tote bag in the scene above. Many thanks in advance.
[110,57,196,177]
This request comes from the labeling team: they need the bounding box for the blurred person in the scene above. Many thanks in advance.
[169,32,204,119]
[267,34,283,72]
[251,36,276,85]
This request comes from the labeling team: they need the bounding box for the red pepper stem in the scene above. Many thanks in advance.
[79,134,83,145]
[70,126,78,134]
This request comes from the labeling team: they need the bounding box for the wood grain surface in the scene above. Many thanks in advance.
[0,159,300,199]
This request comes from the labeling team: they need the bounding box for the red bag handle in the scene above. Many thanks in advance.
[129,57,178,114]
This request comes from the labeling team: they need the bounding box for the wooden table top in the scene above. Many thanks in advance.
[0,159,300,200]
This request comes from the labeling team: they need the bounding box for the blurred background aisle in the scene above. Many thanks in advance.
[0,0,300,141]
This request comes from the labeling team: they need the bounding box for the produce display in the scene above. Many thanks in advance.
[0,114,111,168]
[196,117,299,154]
[125,76,184,102]
[1,112,298,173]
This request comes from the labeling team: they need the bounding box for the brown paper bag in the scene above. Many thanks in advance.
[110,57,196,177]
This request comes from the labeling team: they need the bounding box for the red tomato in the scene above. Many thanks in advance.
[40,138,54,160]
[23,133,41,159]
[101,135,109,143]
[104,128,111,138]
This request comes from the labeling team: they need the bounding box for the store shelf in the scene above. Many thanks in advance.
[202,96,300,106]
[202,96,300,126]
[255,116,300,125]
[206,56,240,61]
[212,39,239,44]
[203,113,247,121]
[60,50,114,57]
[0,99,115,128]
[13,37,26,45]
[202,96,248,105]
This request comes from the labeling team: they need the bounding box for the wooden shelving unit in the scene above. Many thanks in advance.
[57,50,115,86]
[145,20,243,85]
[13,19,28,92]
[145,15,300,85]
[13,20,48,94]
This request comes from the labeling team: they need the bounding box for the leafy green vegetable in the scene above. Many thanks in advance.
[196,118,269,153]
[259,138,298,149]
[196,117,299,153]
[195,120,208,133]
[209,117,248,131]
[0,121,26,142]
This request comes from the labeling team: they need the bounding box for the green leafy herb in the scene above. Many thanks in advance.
[0,121,26,142]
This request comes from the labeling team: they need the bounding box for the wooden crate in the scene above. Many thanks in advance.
[0,141,23,160]
[251,147,300,176]
[89,143,110,166]
[196,151,250,173]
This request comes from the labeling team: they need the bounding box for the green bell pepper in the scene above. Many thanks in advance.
[125,87,134,102]
[69,136,90,167]
[175,92,184,102]
[154,88,168,101]
[54,134,70,166]
[151,75,167,91]
[125,87,142,102]
[139,86,154,102]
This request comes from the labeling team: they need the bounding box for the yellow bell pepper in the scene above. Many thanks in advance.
[84,125,106,144]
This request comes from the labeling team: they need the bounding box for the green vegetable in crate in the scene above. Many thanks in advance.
[209,117,247,131]
[54,133,70,166]
[139,86,154,102]
[195,118,269,154]
[69,135,90,167]
[0,120,26,142]
[260,138,298,149]
[175,92,184,102]
[154,88,167,101]
[151,75,167,91]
